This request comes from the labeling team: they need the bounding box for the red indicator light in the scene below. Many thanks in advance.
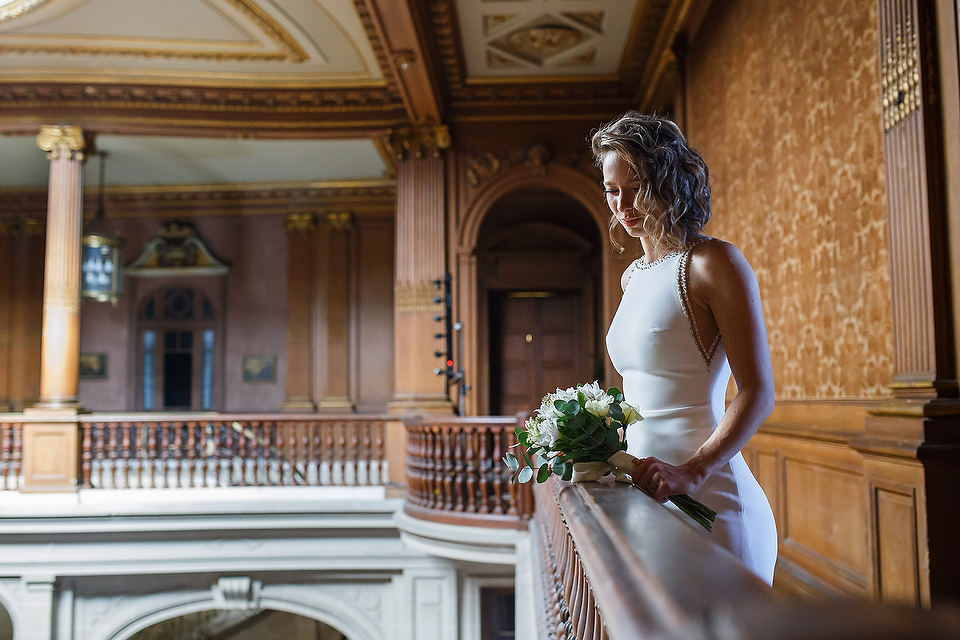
[446,360,453,367]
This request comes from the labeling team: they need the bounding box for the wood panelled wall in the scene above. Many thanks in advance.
[685,0,960,606]
[0,218,44,411]
[0,183,396,414]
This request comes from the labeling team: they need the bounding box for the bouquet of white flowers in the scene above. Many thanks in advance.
[503,382,716,531]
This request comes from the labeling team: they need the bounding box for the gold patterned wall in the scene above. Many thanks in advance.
[685,0,892,399]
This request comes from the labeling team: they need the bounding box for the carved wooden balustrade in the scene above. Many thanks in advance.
[533,475,960,640]
[403,416,533,528]
[0,414,389,490]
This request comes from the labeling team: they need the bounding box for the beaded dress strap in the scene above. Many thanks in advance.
[678,238,721,368]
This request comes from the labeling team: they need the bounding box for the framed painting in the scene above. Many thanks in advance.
[79,353,108,380]
[242,355,276,383]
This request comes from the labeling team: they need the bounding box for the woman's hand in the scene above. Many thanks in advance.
[631,456,706,503]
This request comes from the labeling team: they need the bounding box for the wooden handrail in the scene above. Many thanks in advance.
[402,415,533,529]
[534,476,960,640]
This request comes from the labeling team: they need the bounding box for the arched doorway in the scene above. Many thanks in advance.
[456,164,633,416]
[129,609,348,640]
[477,189,603,415]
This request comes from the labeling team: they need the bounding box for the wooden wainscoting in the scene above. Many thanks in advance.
[741,400,930,607]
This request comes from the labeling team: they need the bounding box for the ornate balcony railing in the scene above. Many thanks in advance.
[0,413,389,490]
[403,415,533,528]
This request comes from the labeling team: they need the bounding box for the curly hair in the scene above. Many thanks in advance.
[590,112,711,254]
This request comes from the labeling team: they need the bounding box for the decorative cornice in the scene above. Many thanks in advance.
[352,0,402,101]
[463,145,589,188]
[322,212,353,232]
[283,212,316,234]
[224,0,308,63]
[36,124,84,160]
[21,217,44,236]
[0,181,397,220]
[387,125,451,159]
[0,218,14,235]
[0,0,50,22]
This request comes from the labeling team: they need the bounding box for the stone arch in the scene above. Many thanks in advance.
[94,585,382,640]
[455,163,631,415]
[0,583,18,640]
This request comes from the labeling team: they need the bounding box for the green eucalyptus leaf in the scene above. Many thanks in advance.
[536,464,551,483]
[518,467,534,483]
[520,448,534,469]
[518,431,530,446]
[561,464,573,481]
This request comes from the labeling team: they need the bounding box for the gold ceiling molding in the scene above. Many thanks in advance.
[0,0,306,63]
[322,211,353,231]
[223,0,308,63]
[283,212,316,233]
[0,0,50,22]
[500,24,584,63]
[352,0,402,101]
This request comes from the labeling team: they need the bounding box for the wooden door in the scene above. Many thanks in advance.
[489,292,584,416]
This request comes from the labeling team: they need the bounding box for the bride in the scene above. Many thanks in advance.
[593,112,778,584]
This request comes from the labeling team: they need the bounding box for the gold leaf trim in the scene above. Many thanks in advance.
[36,124,84,159]
[395,280,442,313]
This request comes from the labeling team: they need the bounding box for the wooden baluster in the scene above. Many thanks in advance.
[406,426,418,504]
[321,421,332,485]
[11,424,21,490]
[464,427,477,513]
[220,421,232,487]
[375,421,385,485]
[420,428,432,507]
[492,428,505,514]
[104,423,116,489]
[452,426,464,512]
[272,420,282,486]
[1,423,10,490]
[120,422,131,489]
[253,420,265,486]
[479,428,491,514]
[347,420,358,486]
[338,422,349,486]
[145,421,156,489]
[187,421,198,488]
[359,421,371,486]
[312,420,323,486]
[439,425,451,510]
[171,421,183,488]
[93,421,105,489]
[80,422,92,489]
[299,421,309,486]
[430,427,441,508]
[236,420,248,487]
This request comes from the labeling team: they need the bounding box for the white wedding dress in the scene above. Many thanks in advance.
[605,242,778,585]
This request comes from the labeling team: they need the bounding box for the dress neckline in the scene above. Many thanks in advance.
[634,236,712,271]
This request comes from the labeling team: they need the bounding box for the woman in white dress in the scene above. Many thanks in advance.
[592,112,778,584]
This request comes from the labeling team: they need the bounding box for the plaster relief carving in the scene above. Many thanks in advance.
[212,576,262,611]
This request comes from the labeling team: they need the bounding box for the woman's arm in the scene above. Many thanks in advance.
[634,240,775,502]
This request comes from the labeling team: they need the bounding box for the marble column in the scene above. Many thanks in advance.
[316,212,355,412]
[281,212,317,412]
[388,125,454,415]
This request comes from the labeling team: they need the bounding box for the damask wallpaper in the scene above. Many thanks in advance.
[686,0,893,398]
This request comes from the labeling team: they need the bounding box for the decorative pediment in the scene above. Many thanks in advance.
[126,221,228,277]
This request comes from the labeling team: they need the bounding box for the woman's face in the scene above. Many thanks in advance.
[602,152,645,238]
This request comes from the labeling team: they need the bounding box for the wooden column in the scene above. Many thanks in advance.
[0,220,12,412]
[857,0,960,606]
[281,213,317,412]
[34,126,85,409]
[315,212,355,412]
[21,125,85,492]
[389,125,454,415]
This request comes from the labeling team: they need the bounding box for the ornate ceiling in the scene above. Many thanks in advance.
[0,0,712,139]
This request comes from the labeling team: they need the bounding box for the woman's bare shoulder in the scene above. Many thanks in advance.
[689,238,758,292]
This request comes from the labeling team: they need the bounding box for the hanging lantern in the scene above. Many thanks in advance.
[81,234,124,304]
[80,149,124,304]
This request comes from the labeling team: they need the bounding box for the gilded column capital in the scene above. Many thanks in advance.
[283,212,315,234]
[387,125,451,160]
[36,125,85,160]
[321,212,353,232]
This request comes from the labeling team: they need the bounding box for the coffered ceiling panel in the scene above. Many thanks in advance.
[0,0,383,86]
[458,0,639,77]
